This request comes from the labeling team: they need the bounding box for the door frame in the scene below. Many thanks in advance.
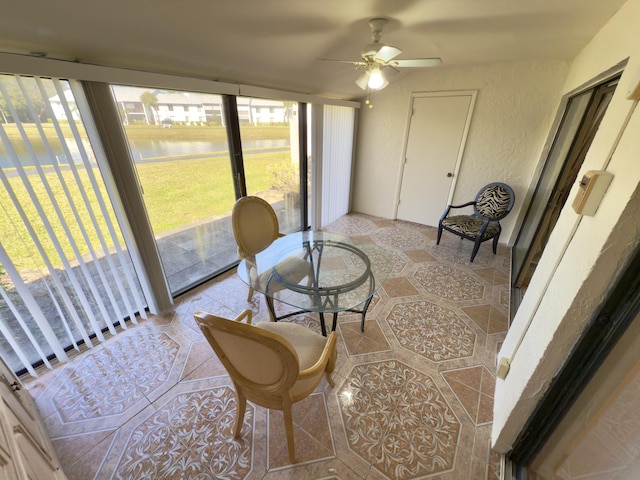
[508,238,640,476]
[393,90,477,220]
[513,80,618,289]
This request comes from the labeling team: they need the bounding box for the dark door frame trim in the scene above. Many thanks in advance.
[509,238,640,472]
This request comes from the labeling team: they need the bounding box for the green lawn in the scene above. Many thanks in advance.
[2,123,295,272]
[137,151,290,231]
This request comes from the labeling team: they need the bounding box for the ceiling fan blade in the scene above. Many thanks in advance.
[374,45,402,63]
[317,58,366,66]
[383,65,399,77]
[392,58,442,68]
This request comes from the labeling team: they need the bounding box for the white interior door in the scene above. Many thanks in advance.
[396,91,476,226]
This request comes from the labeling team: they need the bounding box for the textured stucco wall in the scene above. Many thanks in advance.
[492,0,640,453]
[351,59,569,243]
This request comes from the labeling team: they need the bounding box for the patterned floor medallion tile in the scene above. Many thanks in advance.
[500,289,510,308]
[51,348,146,423]
[387,301,476,361]
[105,332,181,397]
[324,216,377,236]
[431,242,493,266]
[371,227,427,250]
[111,387,253,479]
[414,265,484,301]
[338,360,459,479]
[42,330,184,439]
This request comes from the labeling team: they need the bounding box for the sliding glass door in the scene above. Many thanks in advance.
[111,86,241,295]
[1,72,318,375]
[111,88,306,295]
[238,97,302,233]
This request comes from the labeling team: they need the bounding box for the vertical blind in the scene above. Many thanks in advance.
[0,74,147,376]
[321,105,355,226]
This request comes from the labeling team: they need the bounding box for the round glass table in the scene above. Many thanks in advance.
[237,231,393,335]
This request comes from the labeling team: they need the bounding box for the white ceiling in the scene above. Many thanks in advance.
[0,0,627,100]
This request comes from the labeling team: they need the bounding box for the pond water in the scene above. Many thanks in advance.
[0,138,290,168]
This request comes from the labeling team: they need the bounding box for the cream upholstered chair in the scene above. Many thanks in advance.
[232,196,311,320]
[194,309,337,463]
[231,196,285,301]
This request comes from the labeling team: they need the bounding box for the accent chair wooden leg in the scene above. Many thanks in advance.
[283,400,296,463]
[436,225,443,244]
[246,286,254,302]
[325,371,335,387]
[234,391,247,438]
[470,237,482,262]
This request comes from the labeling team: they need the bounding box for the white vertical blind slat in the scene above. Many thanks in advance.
[0,83,98,345]
[321,105,355,226]
[63,80,147,321]
[36,78,121,333]
[0,244,66,368]
[16,76,109,340]
[0,127,95,349]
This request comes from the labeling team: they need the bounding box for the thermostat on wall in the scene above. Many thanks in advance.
[572,170,614,216]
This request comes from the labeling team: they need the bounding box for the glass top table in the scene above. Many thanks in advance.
[237,231,393,335]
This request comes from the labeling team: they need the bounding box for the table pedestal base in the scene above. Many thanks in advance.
[265,296,373,336]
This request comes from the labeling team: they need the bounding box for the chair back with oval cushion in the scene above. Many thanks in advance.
[232,196,281,259]
[231,196,311,315]
[232,196,286,301]
[437,182,515,262]
[194,309,337,463]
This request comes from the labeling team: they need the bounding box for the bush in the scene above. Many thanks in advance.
[267,160,298,191]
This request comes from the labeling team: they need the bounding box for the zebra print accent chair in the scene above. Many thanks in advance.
[437,182,515,262]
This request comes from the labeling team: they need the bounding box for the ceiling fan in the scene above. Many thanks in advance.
[320,18,442,92]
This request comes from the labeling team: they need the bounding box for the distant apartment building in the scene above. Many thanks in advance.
[50,85,290,126]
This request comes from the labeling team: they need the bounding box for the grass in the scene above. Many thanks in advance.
[138,150,290,231]
[1,124,295,272]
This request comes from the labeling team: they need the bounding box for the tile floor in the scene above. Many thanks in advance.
[25,213,510,480]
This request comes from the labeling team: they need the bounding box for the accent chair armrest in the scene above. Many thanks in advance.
[448,200,476,210]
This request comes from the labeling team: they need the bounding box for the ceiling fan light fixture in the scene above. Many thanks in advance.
[367,65,386,90]
[355,71,370,90]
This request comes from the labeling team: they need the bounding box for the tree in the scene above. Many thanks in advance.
[0,75,55,123]
[140,91,158,125]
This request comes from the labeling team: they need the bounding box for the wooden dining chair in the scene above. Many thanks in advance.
[231,196,284,301]
[194,309,337,463]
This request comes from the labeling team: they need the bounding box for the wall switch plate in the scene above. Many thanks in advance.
[572,170,614,216]
[627,65,640,100]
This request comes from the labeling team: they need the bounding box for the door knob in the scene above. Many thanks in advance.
[446,172,454,178]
